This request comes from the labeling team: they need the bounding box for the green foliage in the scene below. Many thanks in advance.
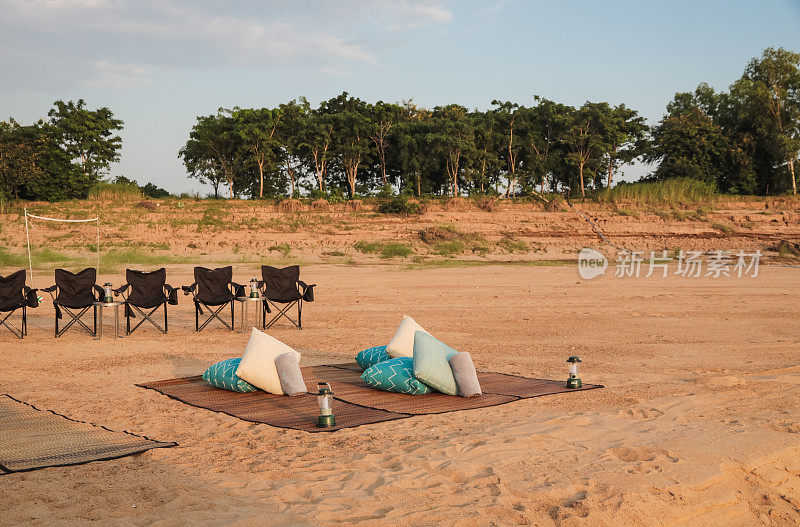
[353,240,414,258]
[267,243,292,257]
[496,236,529,253]
[377,194,421,215]
[380,243,414,258]
[434,240,465,256]
[89,178,142,201]
[710,222,735,234]
[353,240,382,254]
[141,183,171,198]
[598,178,717,205]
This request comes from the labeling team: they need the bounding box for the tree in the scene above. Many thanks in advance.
[645,106,729,185]
[47,99,123,184]
[738,47,800,194]
[492,101,524,196]
[598,104,648,187]
[564,102,607,197]
[323,92,372,197]
[234,107,283,198]
[428,105,474,196]
[0,119,88,201]
[179,112,239,198]
[470,109,501,193]
[297,109,334,192]
[524,96,572,194]
[367,101,402,188]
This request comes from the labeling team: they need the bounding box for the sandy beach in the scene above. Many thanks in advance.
[1,260,798,526]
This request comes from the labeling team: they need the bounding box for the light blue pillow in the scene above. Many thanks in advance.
[361,357,432,395]
[355,345,390,371]
[202,358,258,393]
[412,331,459,395]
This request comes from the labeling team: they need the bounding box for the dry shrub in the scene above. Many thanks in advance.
[344,199,366,212]
[137,200,159,211]
[418,225,461,243]
[443,197,471,211]
[277,199,302,213]
[544,196,569,212]
[311,198,331,211]
[476,196,498,212]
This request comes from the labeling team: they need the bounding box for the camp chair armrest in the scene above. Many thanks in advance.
[164,283,179,305]
[298,281,315,302]
[113,283,130,296]
[23,286,39,308]
[92,284,104,298]
[230,281,245,298]
[182,284,196,296]
[42,284,57,293]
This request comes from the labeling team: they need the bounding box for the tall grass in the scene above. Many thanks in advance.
[598,178,717,206]
[88,181,142,201]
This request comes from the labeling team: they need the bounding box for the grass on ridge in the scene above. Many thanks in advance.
[354,240,414,259]
[406,258,570,270]
[598,178,717,206]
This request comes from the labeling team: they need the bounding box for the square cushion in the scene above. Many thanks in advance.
[449,352,482,397]
[235,327,300,394]
[412,331,459,395]
[355,345,391,371]
[275,352,307,396]
[386,315,430,358]
[202,358,258,393]
[361,357,432,395]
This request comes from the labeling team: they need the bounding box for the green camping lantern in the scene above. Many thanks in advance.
[249,278,259,298]
[566,356,582,389]
[316,382,335,428]
[103,283,114,303]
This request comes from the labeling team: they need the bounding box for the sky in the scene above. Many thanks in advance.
[2,0,800,195]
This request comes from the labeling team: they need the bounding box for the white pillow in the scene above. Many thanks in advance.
[235,327,300,394]
[386,315,430,358]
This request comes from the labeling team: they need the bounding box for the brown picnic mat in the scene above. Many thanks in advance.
[137,364,603,432]
[0,394,176,474]
[135,376,409,433]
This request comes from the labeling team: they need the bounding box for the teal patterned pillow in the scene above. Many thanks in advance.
[203,358,258,393]
[361,357,432,395]
[355,345,390,371]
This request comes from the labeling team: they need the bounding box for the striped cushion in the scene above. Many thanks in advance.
[202,358,258,393]
[361,357,432,395]
[355,345,391,371]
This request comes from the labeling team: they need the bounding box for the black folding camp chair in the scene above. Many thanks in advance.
[114,268,179,335]
[182,266,243,332]
[259,265,315,330]
[43,268,102,338]
[0,270,39,339]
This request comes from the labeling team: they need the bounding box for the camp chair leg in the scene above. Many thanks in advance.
[196,301,234,332]
[298,299,302,329]
[0,309,24,339]
[195,303,199,332]
[165,303,168,333]
[55,306,95,338]
[127,304,167,335]
[263,300,302,330]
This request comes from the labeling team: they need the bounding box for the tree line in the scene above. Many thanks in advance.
[1,48,797,202]
[179,48,800,200]
[0,99,123,201]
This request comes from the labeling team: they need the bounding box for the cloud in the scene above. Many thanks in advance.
[0,0,378,91]
[84,60,152,90]
[381,1,453,30]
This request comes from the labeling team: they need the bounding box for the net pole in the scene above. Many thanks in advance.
[96,218,100,274]
[24,208,34,287]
